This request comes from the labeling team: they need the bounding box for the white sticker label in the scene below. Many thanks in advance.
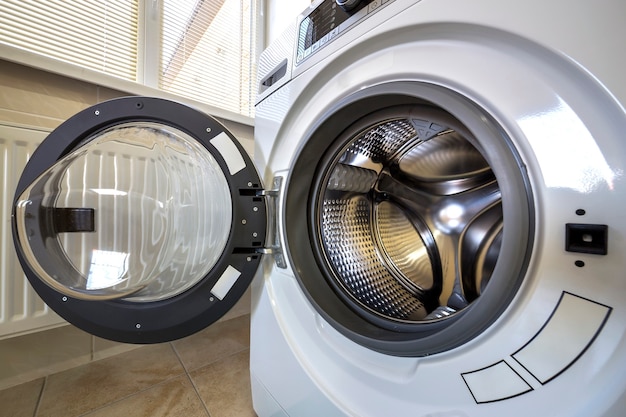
[512,292,611,384]
[210,132,246,175]
[211,265,241,300]
[462,361,532,403]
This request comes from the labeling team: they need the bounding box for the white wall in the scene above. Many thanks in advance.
[265,0,311,44]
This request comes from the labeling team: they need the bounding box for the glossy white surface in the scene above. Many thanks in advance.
[251,0,626,415]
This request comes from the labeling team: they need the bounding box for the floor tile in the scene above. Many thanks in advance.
[83,375,209,417]
[191,349,256,417]
[36,343,185,417]
[0,325,91,390]
[92,336,140,361]
[0,377,43,417]
[173,314,250,372]
[219,288,251,323]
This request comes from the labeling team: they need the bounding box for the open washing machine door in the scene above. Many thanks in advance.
[11,96,266,343]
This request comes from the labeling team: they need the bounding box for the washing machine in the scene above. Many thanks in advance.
[10,0,626,416]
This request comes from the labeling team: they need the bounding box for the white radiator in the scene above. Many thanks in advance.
[0,123,65,339]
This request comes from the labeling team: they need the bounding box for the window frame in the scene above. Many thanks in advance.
[0,0,265,126]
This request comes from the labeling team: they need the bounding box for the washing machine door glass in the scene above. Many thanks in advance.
[12,97,266,343]
[15,121,232,302]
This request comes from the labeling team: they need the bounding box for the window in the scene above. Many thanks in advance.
[0,1,139,81]
[0,0,260,119]
[161,0,258,117]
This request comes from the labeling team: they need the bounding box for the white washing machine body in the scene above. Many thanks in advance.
[8,0,626,415]
[251,0,626,416]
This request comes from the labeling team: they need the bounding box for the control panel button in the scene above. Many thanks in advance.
[368,1,381,13]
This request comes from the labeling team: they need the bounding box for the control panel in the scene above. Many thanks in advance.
[296,0,395,65]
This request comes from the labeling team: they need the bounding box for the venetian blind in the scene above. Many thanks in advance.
[160,0,257,117]
[0,1,139,81]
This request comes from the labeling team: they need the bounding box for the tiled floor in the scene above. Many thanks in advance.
[0,314,256,417]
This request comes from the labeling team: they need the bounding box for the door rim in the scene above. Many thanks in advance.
[12,96,266,343]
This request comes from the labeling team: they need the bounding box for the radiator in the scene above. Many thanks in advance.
[0,123,65,339]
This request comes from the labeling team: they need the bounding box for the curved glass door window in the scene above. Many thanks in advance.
[14,122,232,302]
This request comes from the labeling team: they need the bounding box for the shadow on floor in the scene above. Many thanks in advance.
[0,314,256,417]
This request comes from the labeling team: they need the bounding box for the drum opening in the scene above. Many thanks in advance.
[314,106,502,324]
[286,83,533,355]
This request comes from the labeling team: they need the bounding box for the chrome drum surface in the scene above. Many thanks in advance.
[317,106,501,323]
[285,85,533,355]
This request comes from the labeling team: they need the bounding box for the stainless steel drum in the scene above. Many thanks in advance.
[284,85,533,356]
[317,106,501,323]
